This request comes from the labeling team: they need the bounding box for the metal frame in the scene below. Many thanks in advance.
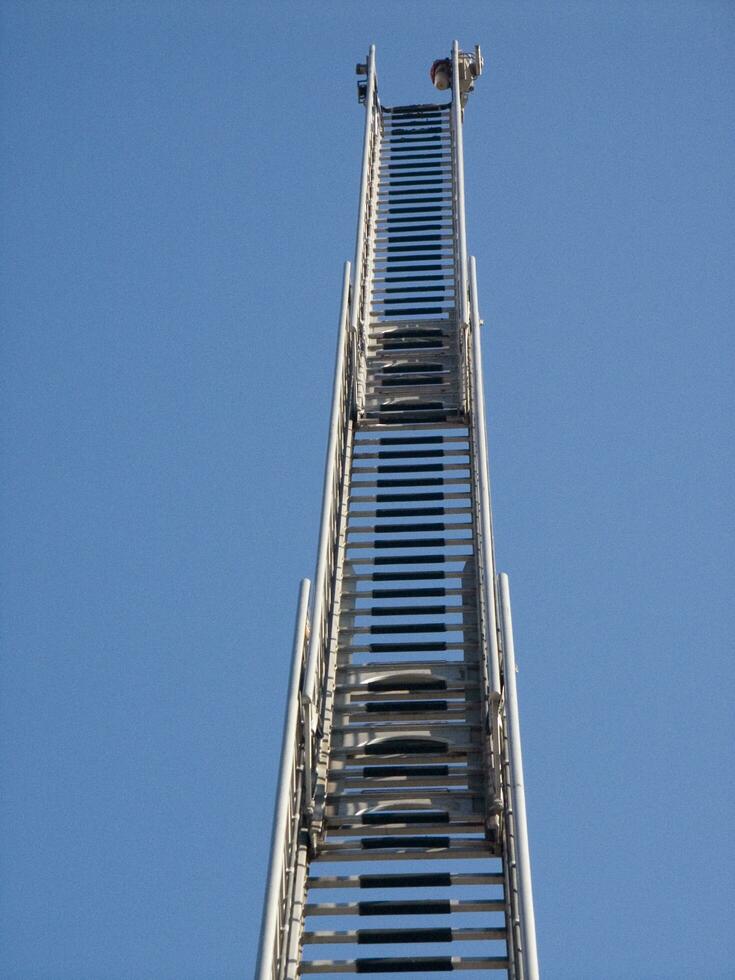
[350,45,380,416]
[499,573,540,980]
[451,40,470,334]
[257,41,539,979]
[303,261,353,746]
[255,579,311,980]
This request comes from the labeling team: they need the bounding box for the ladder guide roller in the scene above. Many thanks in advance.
[256,41,539,980]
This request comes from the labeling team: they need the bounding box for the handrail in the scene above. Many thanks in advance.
[469,256,501,697]
[498,572,540,980]
[302,261,352,721]
[350,44,379,414]
[451,40,470,331]
[255,578,311,980]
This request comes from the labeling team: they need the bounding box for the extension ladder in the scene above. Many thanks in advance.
[257,42,539,980]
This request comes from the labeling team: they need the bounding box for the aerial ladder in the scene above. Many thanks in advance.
[256,42,539,979]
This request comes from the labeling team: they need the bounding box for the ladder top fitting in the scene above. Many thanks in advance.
[356,43,484,108]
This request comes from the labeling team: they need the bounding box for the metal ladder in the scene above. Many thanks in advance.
[257,42,539,980]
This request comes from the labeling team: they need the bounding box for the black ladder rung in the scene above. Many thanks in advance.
[347,646,475,660]
[373,263,450,274]
[365,700,448,713]
[385,204,447,214]
[386,178,450,188]
[353,449,446,459]
[368,586,454,597]
[372,492,466,502]
[306,871,504,889]
[358,927,455,944]
[362,835,450,849]
[366,479,459,488]
[359,898,451,915]
[302,926,500,944]
[349,523,469,534]
[361,623,449,635]
[361,765,450,779]
[369,508,458,519]
[352,590,472,605]
[359,811,451,827]
[306,898,501,916]
[355,464,454,474]
[359,603,448,616]
[369,569,449,580]
[301,955,509,973]
[367,380,456,391]
[377,275,450,285]
[347,537,451,550]
[382,157,448,167]
[343,687,474,703]
[359,438,452,448]
[348,639,474,652]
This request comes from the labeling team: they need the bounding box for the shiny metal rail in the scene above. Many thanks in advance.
[256,580,311,980]
[257,41,539,980]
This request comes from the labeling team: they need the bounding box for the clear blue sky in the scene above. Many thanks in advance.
[1,2,733,978]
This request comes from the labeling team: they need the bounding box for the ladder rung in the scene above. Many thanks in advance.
[305,897,502,916]
[353,555,470,568]
[352,449,465,459]
[352,463,467,475]
[337,688,475,705]
[343,586,470,598]
[333,764,464,780]
[303,925,505,945]
[336,708,473,725]
[306,871,503,889]
[331,722,481,739]
[352,477,467,488]
[344,641,476,655]
[329,774,479,791]
[343,623,453,636]
[348,525,471,537]
[350,498,470,506]
[360,603,452,615]
[367,355,454,365]
[300,955,509,973]
[339,667,471,683]
[325,824,486,841]
[330,748,480,765]
[354,432,465,442]
[346,540,473,553]
[316,838,494,860]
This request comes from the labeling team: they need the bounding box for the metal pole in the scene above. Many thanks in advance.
[498,572,540,980]
[350,43,377,410]
[451,40,469,328]
[256,578,312,980]
[469,256,501,697]
[283,842,310,980]
[303,261,352,712]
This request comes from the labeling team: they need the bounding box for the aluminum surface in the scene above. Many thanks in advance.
[257,42,538,979]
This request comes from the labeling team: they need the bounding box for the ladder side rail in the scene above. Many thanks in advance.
[256,578,312,980]
[350,44,380,415]
[306,417,355,846]
[451,40,470,414]
[469,256,502,698]
[468,256,504,823]
[451,39,470,327]
[501,703,524,980]
[303,262,353,779]
[499,572,540,980]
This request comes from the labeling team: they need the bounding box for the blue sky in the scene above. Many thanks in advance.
[1,2,733,978]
